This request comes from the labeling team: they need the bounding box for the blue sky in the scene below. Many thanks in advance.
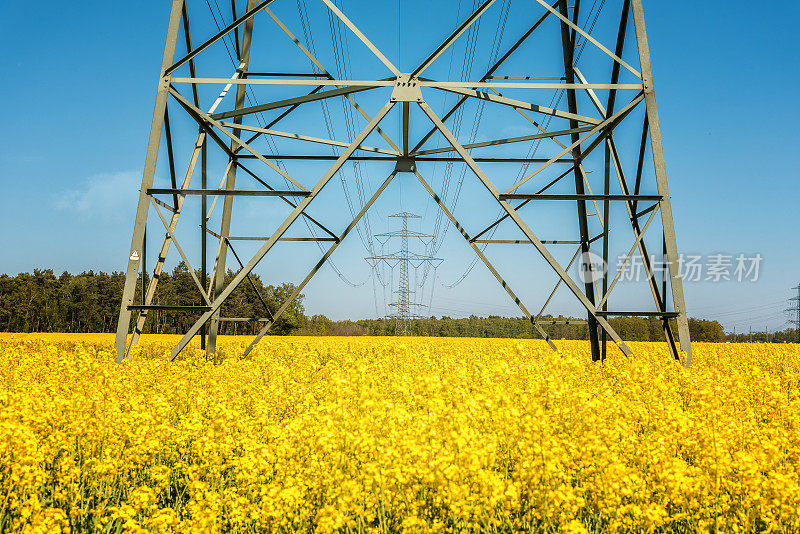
[1,0,798,333]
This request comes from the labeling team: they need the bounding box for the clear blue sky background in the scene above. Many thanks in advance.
[0,0,798,333]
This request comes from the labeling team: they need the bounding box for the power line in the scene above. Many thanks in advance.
[443,0,606,287]
[426,0,511,288]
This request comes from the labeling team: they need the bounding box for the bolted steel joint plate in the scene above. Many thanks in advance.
[394,158,416,173]
[390,74,423,103]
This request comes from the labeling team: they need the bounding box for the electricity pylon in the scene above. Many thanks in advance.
[790,284,800,343]
[114,0,694,366]
[366,212,443,335]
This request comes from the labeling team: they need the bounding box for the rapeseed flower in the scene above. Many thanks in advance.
[0,333,798,532]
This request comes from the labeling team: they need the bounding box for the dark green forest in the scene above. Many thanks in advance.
[0,265,304,336]
[1,267,794,343]
[300,314,735,342]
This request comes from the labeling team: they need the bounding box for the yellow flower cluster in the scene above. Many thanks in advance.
[0,333,798,533]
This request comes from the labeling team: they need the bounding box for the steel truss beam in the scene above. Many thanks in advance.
[115,0,692,366]
[171,78,641,90]
[237,155,572,162]
[115,0,185,362]
[631,0,691,363]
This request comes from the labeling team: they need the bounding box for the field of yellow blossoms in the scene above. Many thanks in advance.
[1,334,799,533]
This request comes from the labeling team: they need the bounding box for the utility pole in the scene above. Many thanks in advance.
[366,212,442,335]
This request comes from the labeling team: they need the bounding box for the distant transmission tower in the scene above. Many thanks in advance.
[790,284,800,343]
[367,213,442,335]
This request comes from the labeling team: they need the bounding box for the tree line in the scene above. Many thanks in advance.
[0,265,304,335]
[299,314,730,342]
[3,267,788,343]
[726,330,799,344]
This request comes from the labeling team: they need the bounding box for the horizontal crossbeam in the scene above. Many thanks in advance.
[237,155,574,163]
[535,319,588,325]
[148,189,310,197]
[208,84,380,120]
[232,236,337,242]
[433,85,603,125]
[171,78,643,90]
[424,81,643,90]
[498,193,662,201]
[414,125,594,156]
[222,122,401,156]
[204,227,338,243]
[487,76,564,80]
[243,72,323,77]
[595,311,680,318]
[472,239,581,244]
[127,305,211,311]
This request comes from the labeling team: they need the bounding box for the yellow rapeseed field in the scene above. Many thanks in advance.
[0,334,798,533]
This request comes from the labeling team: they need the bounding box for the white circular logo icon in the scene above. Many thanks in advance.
[575,251,607,283]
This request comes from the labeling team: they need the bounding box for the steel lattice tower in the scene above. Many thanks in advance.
[114,0,694,365]
[392,212,415,335]
[790,284,800,343]
[367,212,442,335]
